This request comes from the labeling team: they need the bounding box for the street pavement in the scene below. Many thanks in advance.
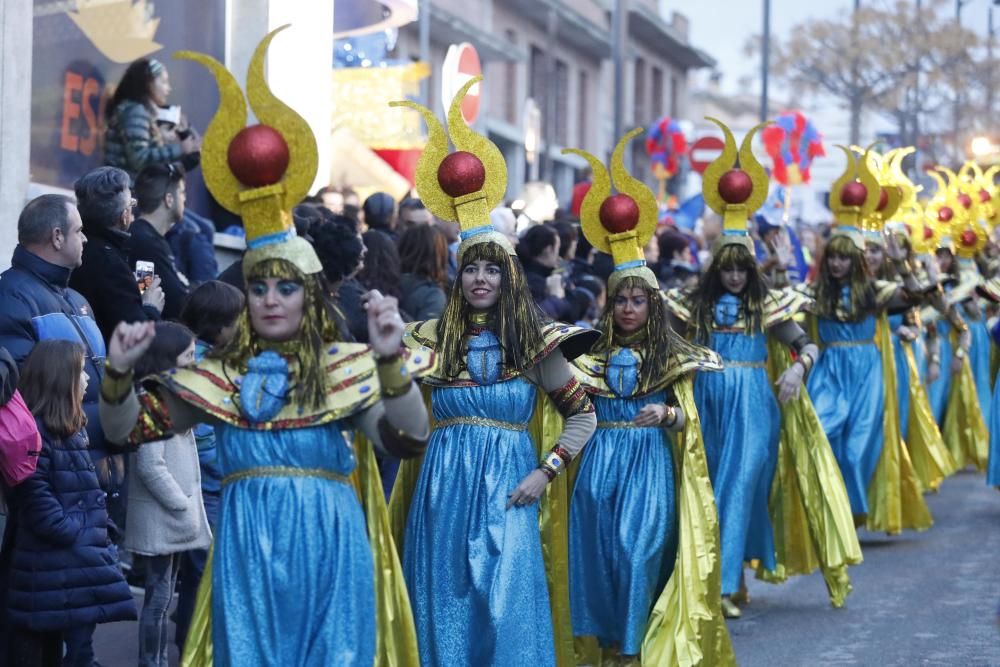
[729,469,1000,666]
[91,469,999,666]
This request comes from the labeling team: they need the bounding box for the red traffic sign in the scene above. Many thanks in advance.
[441,43,482,125]
[690,136,725,174]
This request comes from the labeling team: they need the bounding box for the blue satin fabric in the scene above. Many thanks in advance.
[989,374,1000,485]
[569,391,676,655]
[213,423,374,666]
[695,331,779,596]
[969,317,992,428]
[403,379,555,667]
[807,315,884,516]
[888,314,911,440]
[928,320,953,424]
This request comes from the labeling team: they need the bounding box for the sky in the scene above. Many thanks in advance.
[673,0,998,98]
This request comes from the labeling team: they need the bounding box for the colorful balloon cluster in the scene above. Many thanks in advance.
[645,116,687,181]
[761,111,825,186]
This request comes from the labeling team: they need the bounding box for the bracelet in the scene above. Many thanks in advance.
[376,351,412,399]
[662,405,678,427]
[539,446,571,479]
[104,360,132,379]
[101,361,134,404]
[955,348,966,360]
[928,355,940,365]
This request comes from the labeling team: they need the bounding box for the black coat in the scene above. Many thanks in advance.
[69,224,160,341]
[128,218,190,321]
[6,424,136,631]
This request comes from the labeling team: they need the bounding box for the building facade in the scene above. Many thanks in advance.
[393,0,715,206]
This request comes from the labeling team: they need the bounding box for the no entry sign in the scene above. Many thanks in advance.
[690,135,725,174]
[441,43,481,125]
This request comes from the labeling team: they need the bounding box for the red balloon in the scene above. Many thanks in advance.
[876,187,889,212]
[717,170,753,204]
[438,152,486,198]
[227,125,290,188]
[938,207,954,223]
[957,193,973,209]
[960,229,978,247]
[599,194,640,233]
[840,182,868,207]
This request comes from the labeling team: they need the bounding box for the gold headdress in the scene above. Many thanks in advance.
[828,145,881,250]
[562,129,658,294]
[857,146,903,246]
[391,77,509,259]
[700,118,770,254]
[938,166,987,259]
[175,27,321,277]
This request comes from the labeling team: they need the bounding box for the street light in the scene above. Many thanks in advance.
[971,135,993,158]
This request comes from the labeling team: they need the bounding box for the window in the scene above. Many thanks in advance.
[504,30,518,124]
[652,67,664,118]
[578,70,589,147]
[555,59,569,145]
[670,75,679,117]
[634,57,647,124]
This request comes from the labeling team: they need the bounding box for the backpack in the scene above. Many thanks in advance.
[0,390,41,486]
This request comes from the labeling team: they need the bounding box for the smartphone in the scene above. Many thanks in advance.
[156,105,182,125]
[135,261,155,294]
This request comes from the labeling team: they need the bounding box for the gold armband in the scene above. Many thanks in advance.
[376,352,412,399]
[101,362,134,404]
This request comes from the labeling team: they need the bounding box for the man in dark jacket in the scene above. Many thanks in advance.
[131,163,191,320]
[69,166,164,341]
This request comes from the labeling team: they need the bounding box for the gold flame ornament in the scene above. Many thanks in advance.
[700,118,770,255]
[562,129,659,294]
[855,146,904,246]
[938,166,987,259]
[828,145,881,250]
[390,77,509,259]
[175,26,322,277]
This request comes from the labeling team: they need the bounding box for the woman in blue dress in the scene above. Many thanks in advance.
[392,80,598,667]
[562,132,722,662]
[667,121,825,620]
[98,31,431,666]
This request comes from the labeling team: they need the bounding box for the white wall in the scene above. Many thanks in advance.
[0,0,33,271]
[227,0,335,195]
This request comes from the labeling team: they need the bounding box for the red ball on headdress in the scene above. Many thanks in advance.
[438,152,486,197]
[840,182,867,207]
[957,193,973,209]
[876,187,889,212]
[980,189,991,203]
[599,194,640,233]
[227,124,290,188]
[938,207,954,223]
[717,169,753,204]
[923,224,935,240]
[960,229,978,246]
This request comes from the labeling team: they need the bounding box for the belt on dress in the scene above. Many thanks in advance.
[596,421,662,429]
[824,339,875,348]
[721,359,766,369]
[434,416,528,431]
[222,466,351,486]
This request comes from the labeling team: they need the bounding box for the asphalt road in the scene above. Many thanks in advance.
[90,469,999,666]
[729,469,1000,666]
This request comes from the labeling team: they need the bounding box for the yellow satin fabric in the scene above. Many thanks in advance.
[641,378,735,667]
[866,315,933,535]
[902,342,956,492]
[943,346,990,471]
[180,434,420,667]
[760,338,862,608]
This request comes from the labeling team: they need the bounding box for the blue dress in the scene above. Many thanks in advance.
[808,315,884,516]
[927,319,953,425]
[403,379,555,667]
[696,331,780,596]
[968,314,992,428]
[569,391,676,655]
[888,313,912,440]
[213,423,375,666]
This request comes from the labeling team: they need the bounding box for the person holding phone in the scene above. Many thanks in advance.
[104,58,201,183]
